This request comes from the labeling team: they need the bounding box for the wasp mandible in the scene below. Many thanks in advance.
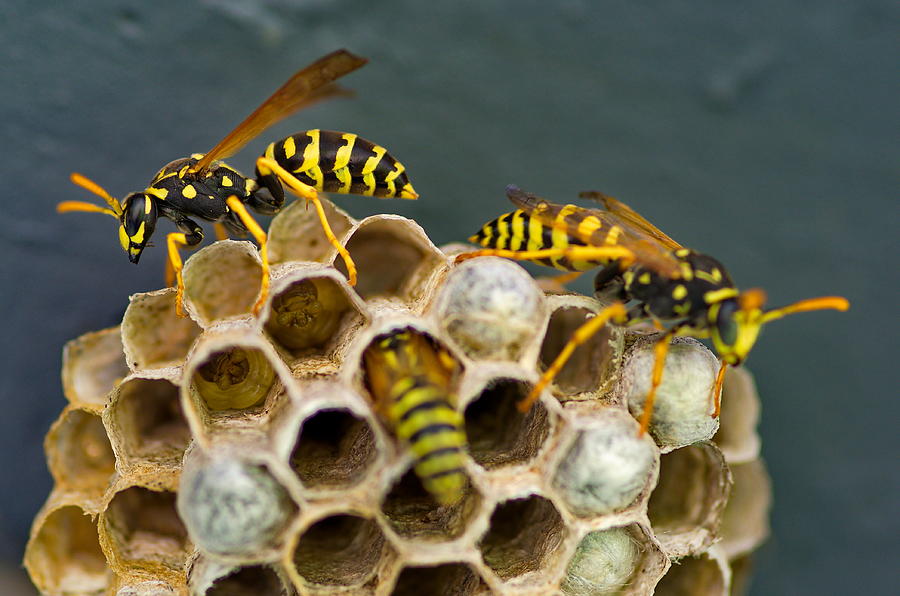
[457,185,849,436]
[59,50,417,315]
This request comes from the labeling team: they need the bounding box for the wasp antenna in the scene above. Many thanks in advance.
[70,173,123,216]
[56,200,119,218]
[761,296,850,324]
[738,288,768,312]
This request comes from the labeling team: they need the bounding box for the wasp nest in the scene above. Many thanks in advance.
[27,198,770,595]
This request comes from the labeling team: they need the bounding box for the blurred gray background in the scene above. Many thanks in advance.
[0,1,895,594]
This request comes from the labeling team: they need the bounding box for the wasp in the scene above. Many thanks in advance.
[457,185,849,435]
[362,328,468,506]
[58,50,417,315]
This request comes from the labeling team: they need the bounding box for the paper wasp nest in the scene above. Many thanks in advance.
[27,198,770,595]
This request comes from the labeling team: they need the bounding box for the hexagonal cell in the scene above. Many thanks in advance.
[391,562,488,596]
[292,514,391,588]
[431,257,546,361]
[101,486,190,576]
[182,240,264,325]
[647,442,732,557]
[290,408,377,491]
[552,407,657,517]
[25,504,108,595]
[464,378,550,469]
[380,467,481,542]
[713,367,761,464]
[46,407,115,495]
[562,524,669,596]
[539,300,620,396]
[333,215,445,303]
[107,377,190,469]
[263,274,365,360]
[478,495,566,581]
[122,289,202,370]
[719,459,771,559]
[179,451,297,559]
[655,549,730,596]
[268,196,354,265]
[190,345,277,413]
[205,565,290,596]
[62,326,128,409]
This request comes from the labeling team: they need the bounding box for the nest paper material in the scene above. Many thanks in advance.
[26,198,770,595]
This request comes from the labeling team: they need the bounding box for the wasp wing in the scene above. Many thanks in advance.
[193,49,368,173]
[505,185,682,277]
[578,190,681,251]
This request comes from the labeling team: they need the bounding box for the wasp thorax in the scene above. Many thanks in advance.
[192,347,275,410]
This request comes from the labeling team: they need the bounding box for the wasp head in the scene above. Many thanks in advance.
[119,192,157,263]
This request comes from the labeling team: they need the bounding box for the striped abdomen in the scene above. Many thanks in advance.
[259,129,417,199]
[470,207,619,272]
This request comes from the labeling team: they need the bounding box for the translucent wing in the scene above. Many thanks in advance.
[505,185,682,277]
[578,190,681,250]
[193,49,367,173]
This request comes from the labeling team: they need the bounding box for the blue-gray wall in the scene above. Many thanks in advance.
[1,1,895,593]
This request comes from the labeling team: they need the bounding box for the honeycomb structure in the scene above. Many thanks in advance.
[27,198,771,595]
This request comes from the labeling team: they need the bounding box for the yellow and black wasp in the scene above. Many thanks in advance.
[58,50,417,315]
[362,328,468,506]
[458,185,850,435]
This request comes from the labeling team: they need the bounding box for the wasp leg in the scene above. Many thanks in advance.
[518,302,630,413]
[160,212,204,317]
[455,245,636,268]
[711,359,728,418]
[213,223,229,241]
[224,196,269,315]
[255,156,357,286]
[637,329,678,436]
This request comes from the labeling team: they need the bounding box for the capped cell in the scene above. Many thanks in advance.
[391,562,489,596]
[333,215,447,303]
[121,289,202,371]
[62,326,129,410]
[647,442,732,557]
[477,495,566,581]
[105,377,190,475]
[100,485,190,582]
[46,406,115,496]
[25,501,109,595]
[464,377,551,470]
[380,467,481,542]
[182,240,264,326]
[290,513,393,589]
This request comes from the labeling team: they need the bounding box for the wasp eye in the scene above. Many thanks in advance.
[715,300,739,346]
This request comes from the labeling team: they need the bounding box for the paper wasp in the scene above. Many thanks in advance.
[457,185,849,436]
[58,50,417,315]
[362,327,468,506]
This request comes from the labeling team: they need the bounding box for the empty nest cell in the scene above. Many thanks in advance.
[182,240,264,324]
[292,514,389,588]
[190,345,276,412]
[655,551,728,596]
[333,217,443,302]
[478,495,566,581]
[380,467,480,542]
[62,326,128,408]
[108,378,190,467]
[121,289,202,370]
[267,197,354,265]
[647,443,731,557]
[204,565,288,596]
[46,408,115,494]
[464,378,550,469]
[391,563,488,596]
[25,505,108,595]
[290,408,377,490]
[264,276,362,358]
[540,305,617,396]
[101,487,190,573]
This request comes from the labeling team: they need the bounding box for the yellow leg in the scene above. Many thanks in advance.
[213,223,229,241]
[256,156,357,286]
[637,331,676,436]
[455,245,635,267]
[518,302,629,413]
[167,233,190,317]
[225,196,270,315]
[711,360,728,418]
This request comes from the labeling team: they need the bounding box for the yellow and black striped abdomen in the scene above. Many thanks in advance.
[469,207,611,272]
[261,129,417,199]
[386,376,467,505]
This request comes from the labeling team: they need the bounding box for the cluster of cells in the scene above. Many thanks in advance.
[26,198,770,595]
